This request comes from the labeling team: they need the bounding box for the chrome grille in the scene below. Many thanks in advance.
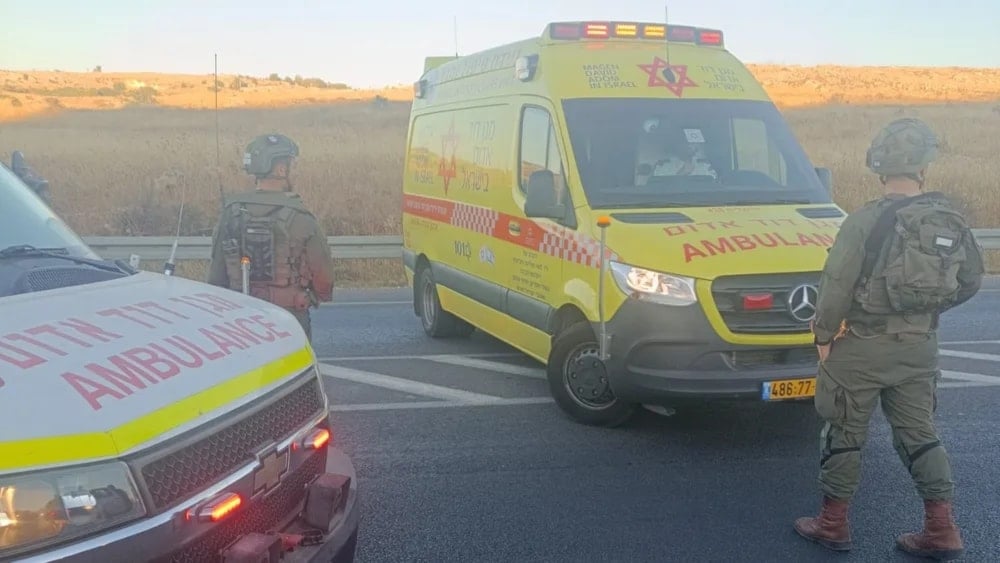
[711,272,821,335]
[162,448,326,563]
[135,374,325,511]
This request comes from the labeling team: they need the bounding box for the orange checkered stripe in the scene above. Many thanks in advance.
[403,193,618,268]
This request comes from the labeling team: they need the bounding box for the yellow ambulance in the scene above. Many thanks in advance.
[401,20,844,426]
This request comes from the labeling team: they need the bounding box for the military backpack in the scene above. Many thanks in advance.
[219,197,304,291]
[855,191,973,315]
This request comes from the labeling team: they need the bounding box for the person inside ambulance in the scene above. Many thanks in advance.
[634,118,717,186]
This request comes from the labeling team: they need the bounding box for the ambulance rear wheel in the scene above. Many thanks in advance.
[416,264,474,338]
[547,321,637,427]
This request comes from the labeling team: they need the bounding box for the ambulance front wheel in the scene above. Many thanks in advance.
[415,263,475,339]
[547,321,638,427]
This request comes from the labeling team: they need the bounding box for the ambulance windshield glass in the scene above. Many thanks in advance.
[560,98,831,208]
[0,163,97,260]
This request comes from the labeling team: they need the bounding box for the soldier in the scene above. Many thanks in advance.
[793,118,984,560]
[207,133,335,342]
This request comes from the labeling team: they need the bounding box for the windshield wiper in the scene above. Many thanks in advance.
[0,245,130,274]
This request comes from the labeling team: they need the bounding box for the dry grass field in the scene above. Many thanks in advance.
[2,65,999,285]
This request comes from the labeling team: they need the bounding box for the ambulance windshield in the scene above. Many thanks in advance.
[0,162,100,262]
[561,98,831,208]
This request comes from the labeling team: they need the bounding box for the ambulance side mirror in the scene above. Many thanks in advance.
[815,167,832,196]
[524,170,566,220]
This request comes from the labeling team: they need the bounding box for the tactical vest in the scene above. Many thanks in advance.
[218,192,312,309]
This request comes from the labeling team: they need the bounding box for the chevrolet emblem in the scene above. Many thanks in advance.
[253,448,289,496]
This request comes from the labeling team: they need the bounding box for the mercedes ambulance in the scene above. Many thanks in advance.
[0,157,359,561]
[401,21,845,427]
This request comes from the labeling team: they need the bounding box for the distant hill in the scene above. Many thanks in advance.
[3,64,1000,122]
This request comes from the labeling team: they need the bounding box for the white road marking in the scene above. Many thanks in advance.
[328,397,553,412]
[940,370,1000,383]
[318,352,524,362]
[939,349,1000,362]
[938,340,1000,345]
[322,300,412,307]
[318,363,501,403]
[425,355,546,379]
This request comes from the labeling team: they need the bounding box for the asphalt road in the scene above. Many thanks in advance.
[313,277,1000,563]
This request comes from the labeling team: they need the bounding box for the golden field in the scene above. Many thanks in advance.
[2,65,999,285]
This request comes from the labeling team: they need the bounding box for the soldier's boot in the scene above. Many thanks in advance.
[793,496,852,551]
[896,500,964,561]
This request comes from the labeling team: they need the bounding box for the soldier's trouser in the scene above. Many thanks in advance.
[289,308,311,343]
[814,330,953,501]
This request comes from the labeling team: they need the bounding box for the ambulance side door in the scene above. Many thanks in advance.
[508,103,574,327]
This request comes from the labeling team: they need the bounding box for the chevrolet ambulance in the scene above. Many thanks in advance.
[401,21,845,426]
[0,157,359,561]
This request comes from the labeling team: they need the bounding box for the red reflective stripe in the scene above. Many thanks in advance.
[403,194,618,268]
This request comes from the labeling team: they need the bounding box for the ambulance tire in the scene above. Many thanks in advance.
[415,264,475,339]
[547,321,638,427]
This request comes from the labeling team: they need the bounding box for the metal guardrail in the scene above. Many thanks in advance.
[82,229,1000,262]
[82,235,404,261]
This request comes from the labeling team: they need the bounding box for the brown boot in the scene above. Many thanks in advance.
[794,496,852,551]
[896,499,964,561]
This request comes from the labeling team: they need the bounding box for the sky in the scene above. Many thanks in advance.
[2,0,998,88]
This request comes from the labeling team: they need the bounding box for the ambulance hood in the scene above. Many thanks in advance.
[0,271,315,473]
[597,204,844,280]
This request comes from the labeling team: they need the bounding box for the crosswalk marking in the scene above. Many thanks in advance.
[318,344,1000,412]
[318,363,503,404]
[940,370,1000,383]
[317,352,523,362]
[328,397,554,412]
[939,349,1000,362]
[425,355,546,379]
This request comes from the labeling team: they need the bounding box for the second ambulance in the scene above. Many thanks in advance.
[401,21,845,426]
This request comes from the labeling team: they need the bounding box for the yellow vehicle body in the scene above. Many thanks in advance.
[401,21,844,426]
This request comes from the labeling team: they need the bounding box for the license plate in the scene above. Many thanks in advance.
[762,377,816,401]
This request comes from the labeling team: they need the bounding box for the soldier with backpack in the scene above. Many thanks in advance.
[792,118,985,560]
[206,133,335,342]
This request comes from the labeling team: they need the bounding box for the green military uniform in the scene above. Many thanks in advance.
[794,118,984,561]
[206,134,335,341]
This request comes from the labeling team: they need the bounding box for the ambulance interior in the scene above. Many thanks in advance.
[560,98,831,209]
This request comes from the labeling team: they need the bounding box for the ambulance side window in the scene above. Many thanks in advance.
[731,117,788,185]
[519,106,567,204]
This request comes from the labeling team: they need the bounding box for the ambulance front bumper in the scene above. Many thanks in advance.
[14,446,359,563]
[600,298,818,402]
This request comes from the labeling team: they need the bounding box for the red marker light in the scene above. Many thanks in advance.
[583,22,609,39]
[742,293,773,310]
[697,29,724,46]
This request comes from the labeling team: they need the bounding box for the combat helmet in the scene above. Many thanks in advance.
[865,118,939,180]
[243,133,299,178]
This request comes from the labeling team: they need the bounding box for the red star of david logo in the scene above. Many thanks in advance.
[638,57,697,97]
[437,120,458,194]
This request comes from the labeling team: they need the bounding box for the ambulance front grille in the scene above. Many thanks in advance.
[162,449,325,563]
[710,273,820,335]
[136,374,325,511]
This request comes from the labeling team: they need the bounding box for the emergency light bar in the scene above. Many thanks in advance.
[547,21,724,47]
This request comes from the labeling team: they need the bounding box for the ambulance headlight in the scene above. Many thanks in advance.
[0,461,145,558]
[609,262,698,306]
